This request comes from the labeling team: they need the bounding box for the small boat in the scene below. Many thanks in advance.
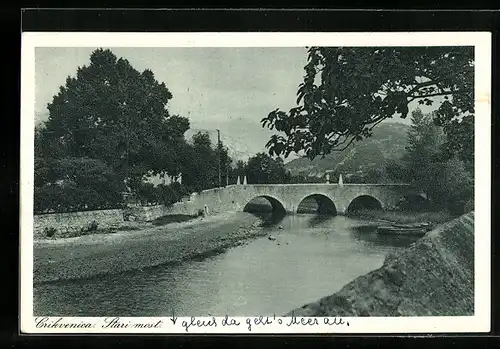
[376,225,428,237]
[390,222,433,229]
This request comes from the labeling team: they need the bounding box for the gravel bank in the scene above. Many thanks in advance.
[34,212,264,284]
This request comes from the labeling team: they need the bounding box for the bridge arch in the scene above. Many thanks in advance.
[296,193,337,215]
[243,195,286,214]
[347,195,383,213]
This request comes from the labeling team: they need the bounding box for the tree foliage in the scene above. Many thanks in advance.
[34,48,191,212]
[244,152,291,184]
[261,46,474,170]
[36,48,189,183]
[132,181,188,207]
[386,109,473,214]
[181,132,232,193]
[34,157,124,213]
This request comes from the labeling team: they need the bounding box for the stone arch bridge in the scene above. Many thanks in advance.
[183,184,424,215]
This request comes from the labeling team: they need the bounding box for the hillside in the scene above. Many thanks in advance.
[284,122,410,179]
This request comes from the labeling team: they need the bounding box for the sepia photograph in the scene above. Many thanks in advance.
[20,32,491,333]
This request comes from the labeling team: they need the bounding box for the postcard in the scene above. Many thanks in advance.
[20,31,491,334]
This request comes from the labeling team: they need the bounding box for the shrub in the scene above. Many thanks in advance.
[134,182,159,206]
[44,227,57,238]
[130,181,189,207]
[80,220,99,234]
[88,220,99,232]
[34,157,125,214]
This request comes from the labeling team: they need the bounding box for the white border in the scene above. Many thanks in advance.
[20,32,491,334]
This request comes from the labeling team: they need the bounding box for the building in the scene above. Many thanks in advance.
[144,173,182,187]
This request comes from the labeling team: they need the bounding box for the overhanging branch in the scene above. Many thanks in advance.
[407,91,455,102]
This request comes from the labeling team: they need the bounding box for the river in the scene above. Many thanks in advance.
[33,212,419,317]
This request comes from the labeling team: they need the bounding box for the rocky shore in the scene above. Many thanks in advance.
[33,212,264,284]
[286,211,475,316]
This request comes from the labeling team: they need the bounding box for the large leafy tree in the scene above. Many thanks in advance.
[261,46,474,171]
[37,48,189,184]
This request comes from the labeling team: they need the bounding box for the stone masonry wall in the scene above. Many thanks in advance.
[34,209,124,239]
[33,201,199,239]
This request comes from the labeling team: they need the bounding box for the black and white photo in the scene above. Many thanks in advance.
[20,32,491,334]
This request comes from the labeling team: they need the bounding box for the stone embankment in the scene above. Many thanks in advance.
[286,211,475,316]
[33,204,194,240]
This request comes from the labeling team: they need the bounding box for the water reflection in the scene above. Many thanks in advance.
[251,210,286,227]
[305,214,335,227]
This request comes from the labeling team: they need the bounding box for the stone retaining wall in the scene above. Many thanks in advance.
[34,209,124,239]
[33,201,200,239]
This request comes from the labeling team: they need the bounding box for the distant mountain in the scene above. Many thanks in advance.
[284,122,410,178]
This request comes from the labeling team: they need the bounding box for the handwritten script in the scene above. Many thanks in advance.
[34,313,349,333]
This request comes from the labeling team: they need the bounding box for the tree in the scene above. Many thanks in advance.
[34,49,192,212]
[399,109,446,184]
[181,132,215,192]
[261,46,474,170]
[217,139,232,185]
[386,109,473,214]
[34,157,124,213]
[234,160,246,176]
[181,132,233,192]
[245,153,291,184]
[36,48,189,184]
[227,160,247,184]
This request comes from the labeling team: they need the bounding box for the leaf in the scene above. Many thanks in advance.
[261,46,473,165]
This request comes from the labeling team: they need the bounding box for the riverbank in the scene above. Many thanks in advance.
[33,212,265,284]
[286,211,474,316]
[36,212,203,240]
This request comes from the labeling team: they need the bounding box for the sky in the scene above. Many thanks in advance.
[34,47,432,162]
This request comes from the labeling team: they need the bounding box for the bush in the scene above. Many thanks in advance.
[134,182,159,206]
[129,180,189,207]
[80,220,99,234]
[44,227,57,238]
[88,220,99,232]
[34,157,125,214]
